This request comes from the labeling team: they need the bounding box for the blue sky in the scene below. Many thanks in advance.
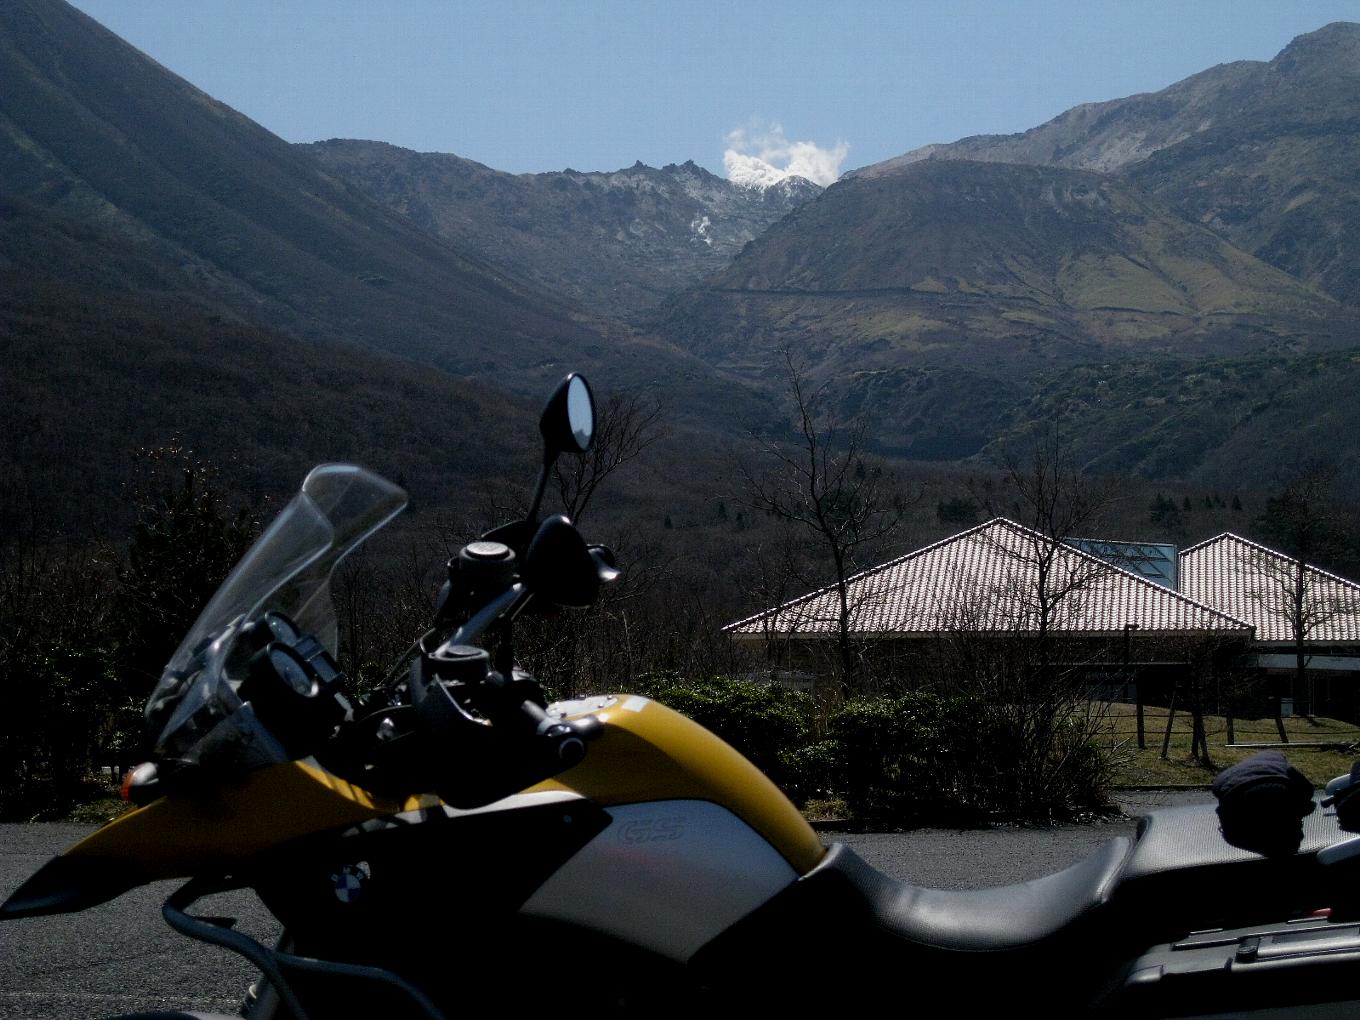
[70,1,1360,182]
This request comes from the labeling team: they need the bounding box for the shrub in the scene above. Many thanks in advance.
[1044,718,1115,813]
[778,739,843,806]
[619,677,1113,824]
[825,692,1111,825]
[828,692,999,825]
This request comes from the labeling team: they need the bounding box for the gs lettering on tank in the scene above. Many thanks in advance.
[617,815,686,845]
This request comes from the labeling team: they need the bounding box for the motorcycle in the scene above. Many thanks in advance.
[5,372,1360,1018]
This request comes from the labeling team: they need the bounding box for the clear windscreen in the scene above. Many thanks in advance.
[144,465,407,772]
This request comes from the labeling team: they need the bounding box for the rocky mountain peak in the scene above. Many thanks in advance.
[769,175,822,202]
[1271,21,1360,79]
[304,142,820,318]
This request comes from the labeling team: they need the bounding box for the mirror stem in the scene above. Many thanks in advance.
[493,619,515,677]
[524,451,557,532]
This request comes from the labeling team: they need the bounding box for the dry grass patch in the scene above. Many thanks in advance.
[1098,702,1359,787]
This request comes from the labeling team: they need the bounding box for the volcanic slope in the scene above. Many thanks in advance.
[0,0,762,413]
[658,159,1345,460]
[857,23,1360,306]
[303,141,820,320]
[0,0,798,539]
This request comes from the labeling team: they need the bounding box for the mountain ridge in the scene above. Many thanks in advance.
[0,0,804,541]
[852,21,1360,304]
[301,139,821,319]
[7,0,1360,510]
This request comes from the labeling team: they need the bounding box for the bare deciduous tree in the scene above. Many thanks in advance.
[552,391,663,523]
[485,391,663,696]
[741,354,909,688]
[1250,463,1355,727]
[976,427,1110,676]
[934,429,1122,810]
[746,522,808,671]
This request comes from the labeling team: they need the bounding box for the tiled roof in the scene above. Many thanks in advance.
[1179,533,1360,644]
[726,518,1251,638]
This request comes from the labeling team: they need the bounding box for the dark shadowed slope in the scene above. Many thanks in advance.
[0,0,601,378]
[0,0,785,451]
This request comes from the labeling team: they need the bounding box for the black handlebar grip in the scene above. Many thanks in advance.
[519,699,551,729]
[518,700,587,766]
[554,732,586,766]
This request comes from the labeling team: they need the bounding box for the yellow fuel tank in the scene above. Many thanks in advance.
[58,695,824,880]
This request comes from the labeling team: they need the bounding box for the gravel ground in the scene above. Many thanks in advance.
[0,791,1214,1018]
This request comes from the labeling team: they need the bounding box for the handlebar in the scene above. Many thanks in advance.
[343,510,616,803]
[517,698,590,767]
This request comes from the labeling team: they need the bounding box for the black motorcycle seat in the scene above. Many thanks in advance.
[810,837,1130,952]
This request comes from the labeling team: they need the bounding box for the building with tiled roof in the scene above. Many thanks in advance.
[1180,533,1360,645]
[1179,533,1360,719]
[728,520,1360,719]
[726,519,1251,675]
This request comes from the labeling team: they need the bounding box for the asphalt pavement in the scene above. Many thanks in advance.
[0,791,1214,1019]
[0,825,273,1020]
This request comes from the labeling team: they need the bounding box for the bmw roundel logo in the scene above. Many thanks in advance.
[330,861,371,904]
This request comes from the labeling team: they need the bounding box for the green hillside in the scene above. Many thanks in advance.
[657,161,1350,461]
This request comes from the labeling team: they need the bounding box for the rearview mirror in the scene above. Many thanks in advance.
[540,374,594,456]
[517,373,597,545]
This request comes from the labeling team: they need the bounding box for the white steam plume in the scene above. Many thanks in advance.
[723,121,848,188]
